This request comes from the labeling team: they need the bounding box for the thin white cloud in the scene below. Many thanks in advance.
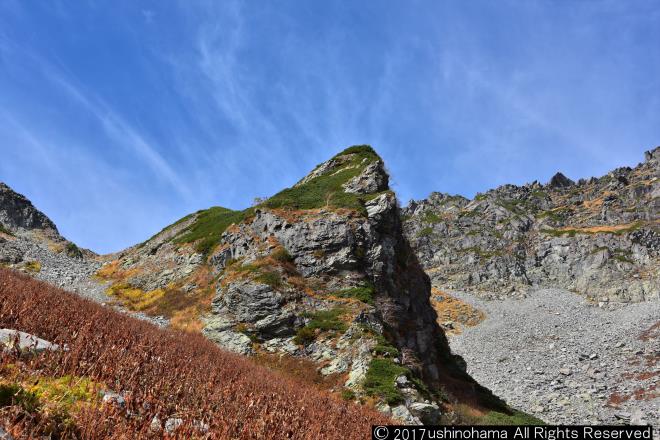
[31,57,192,200]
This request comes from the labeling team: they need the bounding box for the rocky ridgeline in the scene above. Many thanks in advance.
[98,146,511,424]
[403,147,660,303]
[0,183,106,301]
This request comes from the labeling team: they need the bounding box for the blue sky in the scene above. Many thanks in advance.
[1,1,658,253]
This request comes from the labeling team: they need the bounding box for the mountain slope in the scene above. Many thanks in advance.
[97,145,525,423]
[0,183,103,299]
[0,268,390,438]
[402,147,659,303]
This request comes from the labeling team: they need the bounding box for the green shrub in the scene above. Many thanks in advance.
[422,211,441,224]
[294,308,347,345]
[332,285,375,305]
[174,207,253,256]
[272,247,294,263]
[24,261,42,273]
[416,227,434,238]
[363,359,408,404]
[0,383,39,412]
[481,410,544,425]
[262,145,381,214]
[341,389,356,401]
[0,223,13,236]
[293,327,316,345]
[303,308,347,332]
[255,271,282,289]
[170,145,385,255]
[65,242,83,259]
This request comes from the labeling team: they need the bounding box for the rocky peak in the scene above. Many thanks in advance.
[548,172,574,189]
[98,144,506,423]
[644,146,659,164]
[0,182,59,237]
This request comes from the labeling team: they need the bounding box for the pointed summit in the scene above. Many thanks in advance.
[0,182,60,238]
[548,172,574,188]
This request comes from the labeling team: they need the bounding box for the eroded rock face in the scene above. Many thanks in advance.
[0,183,59,236]
[403,146,660,302]
[91,145,506,423]
[0,182,103,301]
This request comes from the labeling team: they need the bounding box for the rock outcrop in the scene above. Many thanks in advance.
[0,183,102,298]
[98,145,508,423]
[402,146,660,303]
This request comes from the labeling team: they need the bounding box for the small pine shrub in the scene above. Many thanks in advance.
[65,242,83,259]
[293,327,316,346]
[294,308,347,345]
[332,285,375,305]
[363,359,408,405]
[255,271,282,289]
[272,247,294,263]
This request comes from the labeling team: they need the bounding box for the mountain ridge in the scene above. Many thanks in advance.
[402,146,659,302]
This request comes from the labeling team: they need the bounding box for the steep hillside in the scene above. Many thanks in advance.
[403,147,659,303]
[97,145,528,424]
[0,184,102,299]
[0,268,390,438]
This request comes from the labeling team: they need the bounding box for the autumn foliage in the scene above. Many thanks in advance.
[0,268,389,439]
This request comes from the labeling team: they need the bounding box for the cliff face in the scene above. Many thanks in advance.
[0,183,60,239]
[402,147,660,303]
[98,146,507,423]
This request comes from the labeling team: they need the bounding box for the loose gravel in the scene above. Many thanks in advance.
[449,288,659,427]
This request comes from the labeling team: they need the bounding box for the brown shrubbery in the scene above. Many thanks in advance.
[0,268,389,438]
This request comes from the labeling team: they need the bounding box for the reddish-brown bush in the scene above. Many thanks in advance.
[0,268,389,438]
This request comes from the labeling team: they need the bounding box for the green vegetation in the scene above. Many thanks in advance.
[358,325,399,358]
[612,249,634,264]
[341,389,356,401]
[262,145,381,214]
[536,206,573,223]
[173,207,253,256]
[497,198,538,216]
[271,247,294,263]
[136,213,195,249]
[172,145,384,256]
[0,374,101,430]
[363,358,409,404]
[422,210,442,224]
[65,242,83,259]
[541,221,644,238]
[24,261,42,273]
[294,308,347,345]
[416,227,434,238]
[332,284,375,305]
[0,382,39,412]
[480,410,545,425]
[474,194,487,201]
[255,271,283,289]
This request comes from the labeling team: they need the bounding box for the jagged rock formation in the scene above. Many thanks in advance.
[97,145,514,423]
[403,147,660,303]
[0,183,103,298]
[0,183,59,237]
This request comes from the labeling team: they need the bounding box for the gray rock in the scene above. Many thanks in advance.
[402,147,660,303]
[0,427,13,440]
[0,329,61,353]
[101,391,125,407]
[408,402,441,424]
[164,418,183,433]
